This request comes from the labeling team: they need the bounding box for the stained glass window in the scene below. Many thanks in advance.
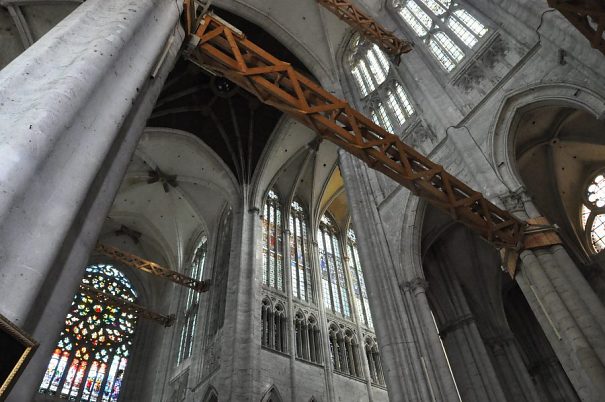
[262,189,284,291]
[347,34,390,97]
[581,173,605,253]
[393,0,488,71]
[39,264,137,401]
[290,201,313,302]
[318,214,351,317]
[177,238,207,364]
[347,228,373,328]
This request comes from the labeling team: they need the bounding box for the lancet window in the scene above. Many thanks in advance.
[294,311,322,364]
[346,33,415,135]
[328,323,362,378]
[581,172,605,253]
[177,238,207,365]
[347,228,373,328]
[392,0,488,71]
[318,214,351,317]
[39,264,137,401]
[289,200,313,302]
[262,189,284,291]
[365,336,385,385]
[261,298,287,353]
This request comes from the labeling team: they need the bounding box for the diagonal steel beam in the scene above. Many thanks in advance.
[184,13,525,251]
[79,284,175,327]
[95,243,209,292]
[547,0,605,55]
[316,0,413,61]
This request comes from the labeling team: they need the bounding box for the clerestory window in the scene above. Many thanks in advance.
[347,228,373,328]
[289,200,313,302]
[318,214,351,318]
[176,238,207,365]
[262,189,284,291]
[581,172,605,253]
[39,264,137,402]
[392,0,488,71]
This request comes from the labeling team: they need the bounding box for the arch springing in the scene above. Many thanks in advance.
[177,237,207,365]
[393,0,488,71]
[328,323,362,378]
[262,189,284,291]
[294,311,322,364]
[581,172,605,253]
[347,228,373,328]
[318,214,351,317]
[39,264,137,401]
[261,298,287,353]
[290,200,313,302]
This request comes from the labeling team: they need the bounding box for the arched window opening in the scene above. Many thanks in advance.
[318,215,351,317]
[262,189,284,291]
[347,34,391,97]
[328,323,362,378]
[347,228,373,328]
[581,172,605,253]
[261,298,287,353]
[202,386,219,402]
[261,386,284,402]
[365,336,385,385]
[177,238,207,365]
[393,0,488,71]
[290,200,313,302]
[294,311,322,364]
[39,264,137,401]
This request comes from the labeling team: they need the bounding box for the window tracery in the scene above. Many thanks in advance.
[347,228,373,328]
[290,200,313,302]
[261,298,287,353]
[177,238,207,365]
[318,214,351,317]
[581,172,605,253]
[39,264,137,401]
[262,189,284,291]
[294,311,322,364]
[365,336,385,385]
[392,0,488,71]
[346,33,415,135]
[328,323,362,378]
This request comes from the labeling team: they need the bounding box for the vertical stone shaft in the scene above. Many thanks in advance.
[0,0,181,325]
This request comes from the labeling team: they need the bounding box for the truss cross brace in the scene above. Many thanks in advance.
[95,243,209,292]
[547,0,605,55]
[79,284,175,327]
[316,0,413,61]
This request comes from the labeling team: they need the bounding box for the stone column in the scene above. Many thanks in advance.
[339,151,459,401]
[513,198,605,401]
[0,0,183,400]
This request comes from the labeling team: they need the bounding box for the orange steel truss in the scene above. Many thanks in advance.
[316,0,413,60]
[548,0,605,55]
[184,13,525,253]
[79,284,175,327]
[95,243,209,293]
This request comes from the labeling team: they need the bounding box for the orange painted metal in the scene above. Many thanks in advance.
[316,0,413,60]
[548,0,605,55]
[95,243,209,292]
[184,13,526,254]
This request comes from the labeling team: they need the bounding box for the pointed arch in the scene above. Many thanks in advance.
[262,188,284,290]
[289,199,313,302]
[260,385,283,402]
[202,385,218,402]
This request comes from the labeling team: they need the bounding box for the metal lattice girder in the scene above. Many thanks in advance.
[95,243,209,292]
[317,0,413,60]
[79,284,175,327]
[184,13,526,252]
[548,0,605,55]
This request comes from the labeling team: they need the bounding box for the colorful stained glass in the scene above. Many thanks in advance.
[347,228,373,328]
[290,200,313,302]
[262,189,284,291]
[39,264,137,401]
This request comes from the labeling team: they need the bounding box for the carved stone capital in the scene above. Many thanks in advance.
[400,278,429,292]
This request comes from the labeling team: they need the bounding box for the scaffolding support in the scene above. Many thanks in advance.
[95,243,209,292]
[316,0,413,61]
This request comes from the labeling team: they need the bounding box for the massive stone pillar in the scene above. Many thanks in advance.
[339,151,459,402]
[512,197,605,401]
[0,0,183,399]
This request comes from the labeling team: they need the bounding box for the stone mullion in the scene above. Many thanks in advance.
[330,233,346,315]
[414,0,470,52]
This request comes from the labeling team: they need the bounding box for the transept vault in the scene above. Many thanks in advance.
[1,1,605,401]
